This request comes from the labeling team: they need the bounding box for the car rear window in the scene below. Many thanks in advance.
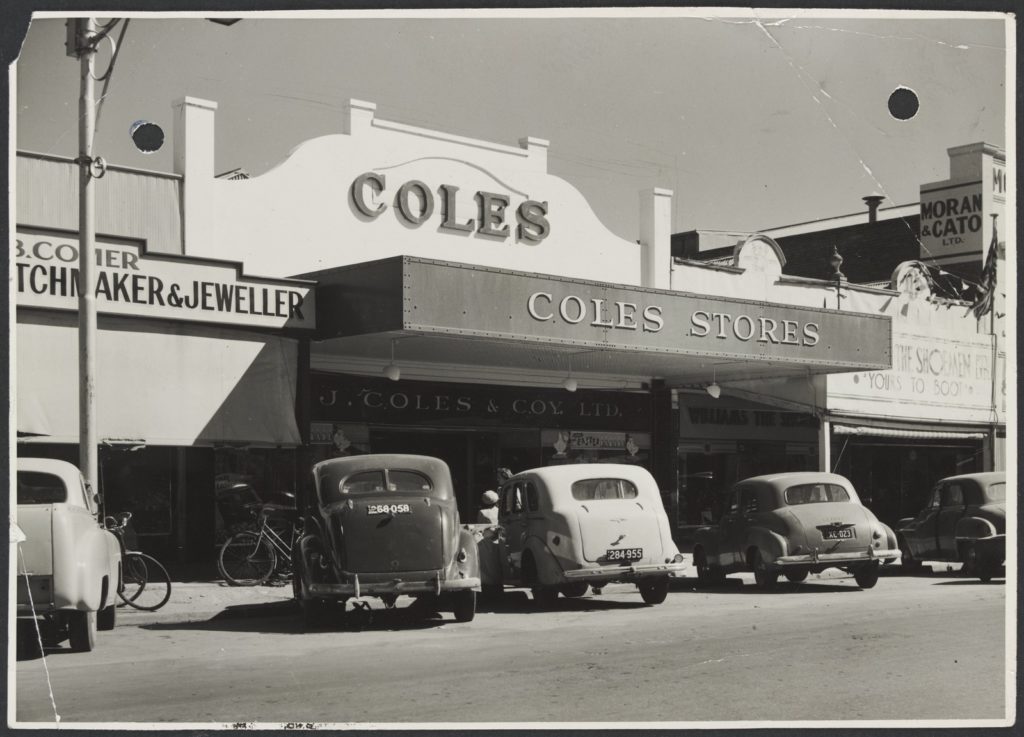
[571,478,638,501]
[339,470,432,496]
[987,482,1005,501]
[784,483,850,505]
[17,471,68,504]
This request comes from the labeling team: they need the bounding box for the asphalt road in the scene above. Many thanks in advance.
[13,567,1009,727]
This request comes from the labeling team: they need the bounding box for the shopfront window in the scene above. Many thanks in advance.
[101,446,175,536]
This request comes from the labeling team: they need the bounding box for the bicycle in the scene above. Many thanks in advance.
[217,502,298,586]
[104,512,173,611]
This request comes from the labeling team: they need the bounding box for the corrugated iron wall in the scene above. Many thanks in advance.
[16,153,183,254]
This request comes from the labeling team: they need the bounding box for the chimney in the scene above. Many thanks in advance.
[862,193,885,223]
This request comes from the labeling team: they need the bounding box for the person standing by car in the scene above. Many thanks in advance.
[477,490,500,524]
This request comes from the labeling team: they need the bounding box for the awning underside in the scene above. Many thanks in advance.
[311,330,873,388]
[17,312,301,447]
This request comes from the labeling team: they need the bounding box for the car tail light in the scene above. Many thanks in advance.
[457,548,468,563]
[872,529,882,539]
[669,553,684,564]
[553,535,561,546]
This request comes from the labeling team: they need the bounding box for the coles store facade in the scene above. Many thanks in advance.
[14,95,998,564]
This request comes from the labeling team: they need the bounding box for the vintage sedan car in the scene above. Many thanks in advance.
[16,457,122,652]
[693,472,900,590]
[898,471,1006,582]
[293,454,480,625]
[486,464,685,606]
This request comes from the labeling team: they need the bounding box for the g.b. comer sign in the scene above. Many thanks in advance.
[14,230,315,330]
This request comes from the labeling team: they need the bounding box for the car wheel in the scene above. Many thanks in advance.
[783,569,808,583]
[532,586,559,608]
[67,610,97,652]
[97,603,116,631]
[854,563,880,589]
[695,547,724,585]
[976,557,1000,583]
[559,582,589,598]
[452,590,476,622]
[899,536,922,572]
[639,578,669,605]
[752,550,778,590]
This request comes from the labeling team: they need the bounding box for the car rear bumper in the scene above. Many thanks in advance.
[307,576,480,598]
[563,562,686,581]
[775,548,901,566]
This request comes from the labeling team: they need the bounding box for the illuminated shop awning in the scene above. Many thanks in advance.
[16,311,301,447]
[302,256,892,386]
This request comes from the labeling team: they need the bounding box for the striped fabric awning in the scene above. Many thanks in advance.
[832,425,986,441]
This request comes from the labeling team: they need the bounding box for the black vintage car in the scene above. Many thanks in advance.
[293,454,480,625]
[898,471,1006,582]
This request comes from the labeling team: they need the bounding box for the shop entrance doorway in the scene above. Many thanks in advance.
[369,428,499,522]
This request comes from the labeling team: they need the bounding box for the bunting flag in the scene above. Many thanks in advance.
[971,216,1000,319]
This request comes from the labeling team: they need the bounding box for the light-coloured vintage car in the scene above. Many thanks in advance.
[294,454,480,625]
[693,472,900,590]
[16,457,122,652]
[485,464,685,606]
[898,471,1006,582]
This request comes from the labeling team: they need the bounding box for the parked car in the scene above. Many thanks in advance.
[15,457,122,652]
[484,464,685,606]
[293,454,480,625]
[692,472,900,590]
[897,471,1006,582]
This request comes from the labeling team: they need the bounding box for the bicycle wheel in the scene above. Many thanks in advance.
[219,531,277,586]
[120,552,172,611]
[118,551,149,606]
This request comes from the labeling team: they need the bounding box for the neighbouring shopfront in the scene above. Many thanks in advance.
[675,392,820,527]
[14,227,316,565]
[826,315,997,526]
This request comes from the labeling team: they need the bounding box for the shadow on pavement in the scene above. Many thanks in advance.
[141,599,458,634]
[477,590,648,613]
[15,620,84,662]
[676,578,864,594]
[932,578,1005,586]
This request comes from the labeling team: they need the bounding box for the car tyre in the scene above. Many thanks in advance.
[97,603,116,631]
[639,577,669,605]
[452,590,476,622]
[783,569,808,583]
[694,547,724,586]
[752,550,778,590]
[899,536,922,572]
[853,563,880,589]
[67,610,97,652]
[559,582,589,598]
[532,586,559,608]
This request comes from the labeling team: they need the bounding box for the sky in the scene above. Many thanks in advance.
[13,10,1009,242]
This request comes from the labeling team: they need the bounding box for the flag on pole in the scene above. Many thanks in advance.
[971,215,1000,318]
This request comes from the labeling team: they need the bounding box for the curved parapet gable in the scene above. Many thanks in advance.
[182,98,650,283]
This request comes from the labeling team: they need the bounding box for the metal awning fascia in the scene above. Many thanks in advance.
[832,425,986,440]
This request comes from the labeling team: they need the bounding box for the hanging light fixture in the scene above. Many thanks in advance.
[706,366,721,399]
[383,338,401,381]
[563,355,578,392]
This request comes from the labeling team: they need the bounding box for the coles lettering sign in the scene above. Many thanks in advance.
[828,330,995,424]
[351,172,550,245]
[311,373,650,431]
[14,229,315,330]
[401,260,890,369]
